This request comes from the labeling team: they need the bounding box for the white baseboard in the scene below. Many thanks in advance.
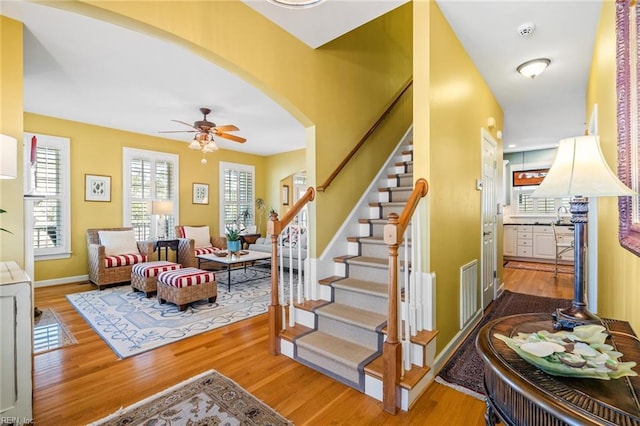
[432,311,481,373]
[35,274,88,288]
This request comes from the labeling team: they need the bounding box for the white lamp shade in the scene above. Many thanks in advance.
[151,200,174,215]
[532,135,636,198]
[0,134,17,179]
[188,139,201,150]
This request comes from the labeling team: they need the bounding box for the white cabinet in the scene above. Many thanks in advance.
[532,225,555,259]
[504,225,517,256]
[503,223,574,264]
[0,262,33,422]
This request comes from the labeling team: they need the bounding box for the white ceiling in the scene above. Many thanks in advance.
[0,0,603,156]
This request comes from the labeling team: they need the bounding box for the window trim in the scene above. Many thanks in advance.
[219,161,256,233]
[23,133,71,260]
[123,148,179,239]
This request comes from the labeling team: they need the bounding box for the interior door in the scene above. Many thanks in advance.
[481,130,498,310]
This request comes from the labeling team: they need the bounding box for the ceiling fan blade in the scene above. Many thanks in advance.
[158,130,197,133]
[171,119,199,130]
[214,124,239,132]
[216,132,246,143]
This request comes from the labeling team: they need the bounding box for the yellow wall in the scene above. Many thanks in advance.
[587,0,640,331]
[25,113,267,281]
[0,16,25,265]
[428,3,504,351]
[61,0,413,255]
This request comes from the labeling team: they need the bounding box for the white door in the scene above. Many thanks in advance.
[481,130,498,310]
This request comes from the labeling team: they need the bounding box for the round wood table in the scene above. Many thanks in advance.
[476,313,640,426]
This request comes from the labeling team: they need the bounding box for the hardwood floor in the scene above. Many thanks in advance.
[32,265,572,425]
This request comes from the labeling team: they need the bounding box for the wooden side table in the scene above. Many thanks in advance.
[155,239,179,264]
[239,233,261,249]
[476,313,640,425]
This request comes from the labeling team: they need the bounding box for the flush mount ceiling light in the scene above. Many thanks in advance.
[517,58,551,79]
[267,0,326,8]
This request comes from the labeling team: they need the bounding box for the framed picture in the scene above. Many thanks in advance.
[193,183,209,205]
[282,185,289,206]
[85,174,111,202]
[512,168,548,187]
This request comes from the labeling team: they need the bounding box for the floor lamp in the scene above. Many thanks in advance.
[531,135,636,330]
[151,200,174,240]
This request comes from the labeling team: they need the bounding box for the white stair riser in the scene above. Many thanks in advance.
[346,263,389,284]
[369,203,406,220]
[387,175,413,188]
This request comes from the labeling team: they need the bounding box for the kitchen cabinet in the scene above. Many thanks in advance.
[504,223,574,264]
[0,262,33,422]
[532,225,555,259]
[504,225,517,256]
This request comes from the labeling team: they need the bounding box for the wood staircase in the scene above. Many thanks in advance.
[279,137,438,410]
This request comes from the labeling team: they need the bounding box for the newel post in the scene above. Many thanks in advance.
[383,212,401,414]
[267,211,282,355]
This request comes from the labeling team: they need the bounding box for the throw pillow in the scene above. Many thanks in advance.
[98,230,139,256]
[184,226,212,248]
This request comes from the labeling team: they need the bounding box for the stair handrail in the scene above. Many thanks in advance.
[267,186,316,355]
[316,78,413,192]
[382,178,429,414]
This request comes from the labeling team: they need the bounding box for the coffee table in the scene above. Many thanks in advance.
[197,250,271,291]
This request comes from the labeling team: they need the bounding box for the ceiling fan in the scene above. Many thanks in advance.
[159,107,246,144]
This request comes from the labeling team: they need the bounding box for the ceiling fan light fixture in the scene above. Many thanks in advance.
[188,139,201,150]
[202,141,219,153]
[517,58,551,79]
[267,0,326,8]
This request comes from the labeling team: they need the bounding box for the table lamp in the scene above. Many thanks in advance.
[151,200,174,239]
[531,135,636,330]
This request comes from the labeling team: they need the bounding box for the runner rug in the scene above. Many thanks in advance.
[435,290,571,399]
[505,260,574,274]
[89,369,293,425]
[67,270,286,358]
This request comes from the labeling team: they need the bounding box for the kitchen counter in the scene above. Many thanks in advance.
[504,221,573,227]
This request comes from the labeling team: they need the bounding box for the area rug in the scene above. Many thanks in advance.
[33,308,78,354]
[89,369,293,425]
[67,270,287,359]
[436,290,571,399]
[505,260,574,274]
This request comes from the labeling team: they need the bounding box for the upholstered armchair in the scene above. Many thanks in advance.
[86,227,154,289]
[174,225,227,268]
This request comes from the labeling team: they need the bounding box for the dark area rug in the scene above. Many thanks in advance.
[505,260,573,274]
[436,290,571,399]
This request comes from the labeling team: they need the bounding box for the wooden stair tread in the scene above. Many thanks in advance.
[378,186,412,192]
[332,255,357,263]
[386,173,412,179]
[368,201,407,207]
[381,326,439,346]
[318,275,347,285]
[363,356,431,390]
[394,160,413,166]
[293,299,331,312]
[279,323,312,342]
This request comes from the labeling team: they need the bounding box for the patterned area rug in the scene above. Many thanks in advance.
[67,269,285,358]
[436,290,571,399]
[505,260,574,274]
[33,308,78,354]
[89,369,292,425]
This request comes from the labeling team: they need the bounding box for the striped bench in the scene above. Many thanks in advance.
[131,261,182,298]
[157,267,217,312]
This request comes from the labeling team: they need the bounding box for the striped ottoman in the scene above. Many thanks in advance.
[131,261,182,298]
[157,267,217,311]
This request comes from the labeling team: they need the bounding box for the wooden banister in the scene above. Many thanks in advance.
[317,78,413,192]
[382,178,429,414]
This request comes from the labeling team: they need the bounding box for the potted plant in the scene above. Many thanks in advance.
[225,224,241,253]
[238,207,252,231]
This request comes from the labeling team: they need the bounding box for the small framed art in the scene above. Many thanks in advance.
[193,183,209,204]
[85,174,111,202]
[282,185,289,206]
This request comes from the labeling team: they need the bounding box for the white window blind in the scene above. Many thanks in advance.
[24,134,71,259]
[219,162,255,232]
[515,186,571,216]
[123,148,178,240]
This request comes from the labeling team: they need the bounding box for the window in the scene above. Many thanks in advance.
[514,186,571,216]
[123,148,179,240]
[219,162,255,232]
[23,133,71,259]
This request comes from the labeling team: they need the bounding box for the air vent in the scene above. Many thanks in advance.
[517,22,536,37]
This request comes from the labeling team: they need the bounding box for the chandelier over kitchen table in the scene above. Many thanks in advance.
[159,107,246,164]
